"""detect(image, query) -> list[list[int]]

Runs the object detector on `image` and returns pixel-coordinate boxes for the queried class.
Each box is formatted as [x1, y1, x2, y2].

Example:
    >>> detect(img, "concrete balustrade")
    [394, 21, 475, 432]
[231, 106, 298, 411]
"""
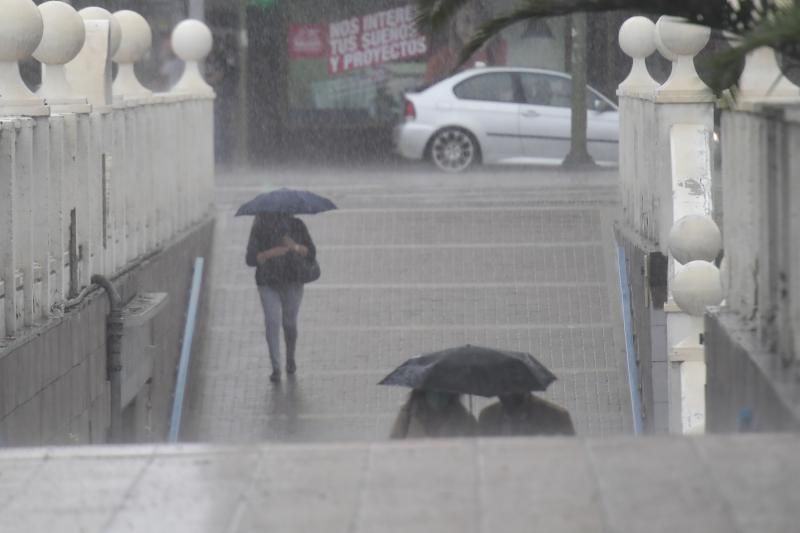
[616, 14, 717, 434]
[617, 8, 800, 433]
[0, 8, 215, 341]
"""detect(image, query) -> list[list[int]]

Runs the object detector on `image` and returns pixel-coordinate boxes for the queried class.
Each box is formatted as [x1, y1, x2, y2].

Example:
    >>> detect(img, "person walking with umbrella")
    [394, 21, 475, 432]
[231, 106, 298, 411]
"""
[239, 189, 336, 383]
[389, 389, 477, 439]
[477, 392, 575, 437]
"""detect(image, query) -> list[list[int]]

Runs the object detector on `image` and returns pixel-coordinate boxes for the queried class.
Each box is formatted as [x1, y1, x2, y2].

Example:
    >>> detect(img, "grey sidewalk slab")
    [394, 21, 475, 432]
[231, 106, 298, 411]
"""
[183, 167, 632, 442]
[1, 434, 798, 533]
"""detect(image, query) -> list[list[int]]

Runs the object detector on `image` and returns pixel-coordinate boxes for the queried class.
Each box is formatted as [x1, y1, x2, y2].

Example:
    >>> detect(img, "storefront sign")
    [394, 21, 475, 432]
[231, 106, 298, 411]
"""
[327, 4, 428, 74]
[288, 24, 328, 58]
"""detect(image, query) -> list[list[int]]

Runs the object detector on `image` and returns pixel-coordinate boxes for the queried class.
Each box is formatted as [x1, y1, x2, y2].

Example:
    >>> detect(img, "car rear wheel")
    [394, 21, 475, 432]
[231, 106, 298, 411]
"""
[429, 128, 479, 173]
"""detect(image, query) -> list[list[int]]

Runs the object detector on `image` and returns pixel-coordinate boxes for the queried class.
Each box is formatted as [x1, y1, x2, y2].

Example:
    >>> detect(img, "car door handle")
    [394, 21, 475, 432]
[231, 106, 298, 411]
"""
[521, 109, 539, 117]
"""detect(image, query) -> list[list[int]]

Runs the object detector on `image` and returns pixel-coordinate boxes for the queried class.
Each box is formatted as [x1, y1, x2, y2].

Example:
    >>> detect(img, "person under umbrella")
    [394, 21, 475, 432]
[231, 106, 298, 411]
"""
[380, 344, 572, 437]
[389, 389, 477, 439]
[239, 189, 336, 383]
[478, 392, 575, 437]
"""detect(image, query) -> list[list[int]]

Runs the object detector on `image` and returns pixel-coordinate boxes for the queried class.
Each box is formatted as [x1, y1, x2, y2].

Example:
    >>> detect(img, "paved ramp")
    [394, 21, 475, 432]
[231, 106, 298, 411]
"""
[183, 167, 632, 442]
[2, 435, 799, 532]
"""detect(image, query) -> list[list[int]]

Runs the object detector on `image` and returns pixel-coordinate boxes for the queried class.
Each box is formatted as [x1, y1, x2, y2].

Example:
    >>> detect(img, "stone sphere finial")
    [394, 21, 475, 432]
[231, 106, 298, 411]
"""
[668, 214, 722, 265]
[619, 16, 657, 59]
[654, 16, 713, 100]
[172, 20, 213, 62]
[0, 0, 44, 62]
[112, 10, 152, 64]
[672, 260, 723, 316]
[34, 2, 86, 65]
[111, 9, 152, 100]
[170, 19, 215, 96]
[617, 16, 658, 96]
[33, 1, 91, 113]
[0, 0, 49, 116]
[79, 7, 123, 57]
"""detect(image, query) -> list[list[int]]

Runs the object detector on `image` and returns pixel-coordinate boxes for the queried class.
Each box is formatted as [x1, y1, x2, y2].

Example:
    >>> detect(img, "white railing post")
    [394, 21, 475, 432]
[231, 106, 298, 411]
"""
[62, 114, 78, 298]
[16, 120, 35, 328]
[48, 116, 65, 309]
[1, 121, 19, 338]
[32, 117, 51, 320]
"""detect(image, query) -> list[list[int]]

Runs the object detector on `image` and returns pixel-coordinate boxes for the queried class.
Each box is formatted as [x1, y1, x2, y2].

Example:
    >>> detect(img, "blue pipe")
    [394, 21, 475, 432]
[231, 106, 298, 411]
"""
[616, 245, 643, 435]
[168, 257, 205, 443]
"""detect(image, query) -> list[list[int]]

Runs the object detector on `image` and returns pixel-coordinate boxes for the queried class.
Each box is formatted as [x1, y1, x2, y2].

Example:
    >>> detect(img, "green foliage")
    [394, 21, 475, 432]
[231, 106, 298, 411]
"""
[416, 0, 800, 89]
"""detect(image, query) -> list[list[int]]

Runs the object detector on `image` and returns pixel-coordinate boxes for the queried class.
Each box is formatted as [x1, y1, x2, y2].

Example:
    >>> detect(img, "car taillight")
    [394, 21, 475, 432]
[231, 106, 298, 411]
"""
[404, 98, 416, 121]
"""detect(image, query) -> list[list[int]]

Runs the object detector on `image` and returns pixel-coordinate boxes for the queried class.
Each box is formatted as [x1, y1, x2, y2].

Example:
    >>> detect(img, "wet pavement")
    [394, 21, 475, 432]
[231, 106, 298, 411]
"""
[183, 165, 632, 442]
[3, 434, 800, 533]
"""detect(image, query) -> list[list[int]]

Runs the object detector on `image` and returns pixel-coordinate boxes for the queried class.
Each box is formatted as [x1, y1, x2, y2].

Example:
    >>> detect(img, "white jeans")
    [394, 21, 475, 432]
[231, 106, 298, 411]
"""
[257, 283, 304, 372]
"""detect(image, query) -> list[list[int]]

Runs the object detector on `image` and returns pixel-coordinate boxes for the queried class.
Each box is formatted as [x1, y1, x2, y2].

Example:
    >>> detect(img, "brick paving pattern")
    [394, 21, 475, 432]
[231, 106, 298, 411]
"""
[183, 166, 632, 442]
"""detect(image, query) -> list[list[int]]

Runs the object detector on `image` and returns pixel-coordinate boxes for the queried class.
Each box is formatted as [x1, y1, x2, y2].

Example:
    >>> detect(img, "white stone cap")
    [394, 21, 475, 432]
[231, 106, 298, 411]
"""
[170, 19, 215, 97]
[734, 45, 800, 108]
[654, 16, 714, 103]
[0, 0, 49, 117]
[617, 16, 659, 98]
[34, 1, 91, 114]
[79, 6, 122, 57]
[112, 10, 153, 101]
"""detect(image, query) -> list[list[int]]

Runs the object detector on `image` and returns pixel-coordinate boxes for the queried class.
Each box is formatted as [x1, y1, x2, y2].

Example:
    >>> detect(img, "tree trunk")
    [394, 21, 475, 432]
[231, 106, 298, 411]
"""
[562, 12, 596, 169]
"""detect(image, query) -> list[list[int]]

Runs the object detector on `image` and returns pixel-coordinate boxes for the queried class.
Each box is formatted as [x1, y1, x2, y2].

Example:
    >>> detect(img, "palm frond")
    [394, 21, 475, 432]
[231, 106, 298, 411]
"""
[415, 0, 471, 32]
[703, 5, 800, 97]
[417, 0, 786, 72]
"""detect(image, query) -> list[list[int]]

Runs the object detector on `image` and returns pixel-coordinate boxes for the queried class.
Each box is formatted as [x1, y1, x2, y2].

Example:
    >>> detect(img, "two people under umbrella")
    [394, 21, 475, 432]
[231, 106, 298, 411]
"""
[389, 391, 575, 439]
[383, 344, 575, 439]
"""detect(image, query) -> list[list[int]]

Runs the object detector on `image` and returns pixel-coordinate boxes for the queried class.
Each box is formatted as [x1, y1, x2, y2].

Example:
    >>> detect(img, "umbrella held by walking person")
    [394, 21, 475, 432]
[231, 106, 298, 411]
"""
[238, 188, 337, 383]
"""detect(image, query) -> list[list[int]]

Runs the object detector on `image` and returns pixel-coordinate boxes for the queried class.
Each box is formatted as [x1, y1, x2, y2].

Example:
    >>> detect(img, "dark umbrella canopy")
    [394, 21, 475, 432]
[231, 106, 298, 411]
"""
[378, 344, 557, 397]
[235, 188, 337, 216]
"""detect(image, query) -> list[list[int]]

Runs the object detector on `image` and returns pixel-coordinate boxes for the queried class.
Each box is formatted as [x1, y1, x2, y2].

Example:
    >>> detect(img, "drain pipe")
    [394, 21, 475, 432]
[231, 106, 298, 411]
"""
[91, 274, 123, 443]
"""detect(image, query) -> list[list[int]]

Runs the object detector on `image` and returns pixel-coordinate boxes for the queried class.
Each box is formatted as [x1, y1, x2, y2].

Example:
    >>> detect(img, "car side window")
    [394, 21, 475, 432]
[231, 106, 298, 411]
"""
[520, 73, 614, 110]
[453, 73, 516, 103]
[520, 74, 571, 107]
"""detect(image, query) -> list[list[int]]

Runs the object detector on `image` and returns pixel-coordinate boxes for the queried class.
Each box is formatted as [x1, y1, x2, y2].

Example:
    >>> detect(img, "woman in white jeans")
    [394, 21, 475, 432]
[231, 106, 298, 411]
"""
[246, 213, 317, 383]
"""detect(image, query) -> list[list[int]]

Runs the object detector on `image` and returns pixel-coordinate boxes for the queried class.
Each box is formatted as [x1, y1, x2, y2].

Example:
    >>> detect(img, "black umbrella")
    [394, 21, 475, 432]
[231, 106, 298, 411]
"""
[378, 344, 557, 397]
[235, 188, 337, 216]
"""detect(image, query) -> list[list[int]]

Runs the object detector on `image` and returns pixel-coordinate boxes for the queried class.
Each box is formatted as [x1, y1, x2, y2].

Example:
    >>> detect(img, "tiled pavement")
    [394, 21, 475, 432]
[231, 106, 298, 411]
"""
[2, 434, 800, 533]
[182, 166, 632, 442]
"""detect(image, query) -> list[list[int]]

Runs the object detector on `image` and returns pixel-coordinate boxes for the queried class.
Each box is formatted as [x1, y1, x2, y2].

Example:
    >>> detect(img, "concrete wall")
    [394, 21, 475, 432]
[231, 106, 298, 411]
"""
[705, 106, 800, 431]
[0, 218, 214, 446]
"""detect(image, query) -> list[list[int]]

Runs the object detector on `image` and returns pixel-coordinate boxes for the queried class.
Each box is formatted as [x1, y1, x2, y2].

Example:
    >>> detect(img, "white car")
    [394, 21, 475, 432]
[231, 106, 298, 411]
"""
[393, 67, 619, 172]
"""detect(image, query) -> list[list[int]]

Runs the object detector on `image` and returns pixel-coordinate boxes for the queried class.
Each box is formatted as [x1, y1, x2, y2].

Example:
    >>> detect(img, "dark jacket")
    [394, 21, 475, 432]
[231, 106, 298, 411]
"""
[246, 215, 316, 286]
[478, 394, 575, 437]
